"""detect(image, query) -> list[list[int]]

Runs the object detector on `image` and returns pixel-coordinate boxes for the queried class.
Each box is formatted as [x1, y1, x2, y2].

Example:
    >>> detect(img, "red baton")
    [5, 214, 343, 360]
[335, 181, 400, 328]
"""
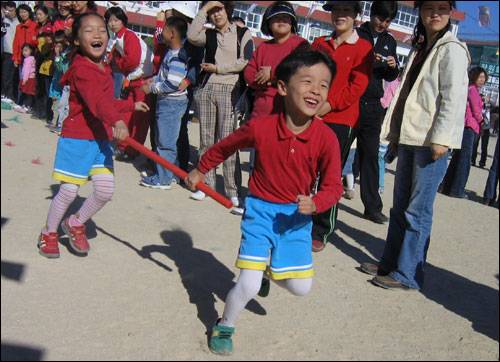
[124, 137, 233, 209]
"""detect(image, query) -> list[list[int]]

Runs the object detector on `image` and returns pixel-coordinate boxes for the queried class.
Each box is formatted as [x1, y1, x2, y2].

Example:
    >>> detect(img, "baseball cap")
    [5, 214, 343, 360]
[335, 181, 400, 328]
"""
[322, 1, 362, 14]
[265, 2, 296, 21]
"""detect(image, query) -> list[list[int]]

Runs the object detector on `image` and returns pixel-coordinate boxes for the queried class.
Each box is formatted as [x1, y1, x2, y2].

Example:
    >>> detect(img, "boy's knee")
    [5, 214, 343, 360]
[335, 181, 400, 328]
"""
[287, 279, 312, 296]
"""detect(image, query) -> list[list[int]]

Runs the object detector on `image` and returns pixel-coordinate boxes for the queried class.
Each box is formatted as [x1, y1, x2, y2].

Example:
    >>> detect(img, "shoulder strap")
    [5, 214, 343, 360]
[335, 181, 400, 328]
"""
[236, 26, 249, 57]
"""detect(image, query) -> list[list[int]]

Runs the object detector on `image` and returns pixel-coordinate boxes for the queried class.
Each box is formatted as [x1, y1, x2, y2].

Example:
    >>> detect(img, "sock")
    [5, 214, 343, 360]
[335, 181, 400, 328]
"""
[75, 173, 114, 224]
[345, 174, 354, 191]
[219, 269, 264, 327]
[44, 182, 79, 234]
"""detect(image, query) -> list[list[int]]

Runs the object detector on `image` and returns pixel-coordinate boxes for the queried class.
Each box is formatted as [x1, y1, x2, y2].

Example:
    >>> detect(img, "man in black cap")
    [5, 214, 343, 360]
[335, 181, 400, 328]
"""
[355, 1, 399, 224]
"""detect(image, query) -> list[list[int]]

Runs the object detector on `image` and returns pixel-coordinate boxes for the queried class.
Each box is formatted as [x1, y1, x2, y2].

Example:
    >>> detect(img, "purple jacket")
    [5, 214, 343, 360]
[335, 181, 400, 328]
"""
[465, 84, 483, 134]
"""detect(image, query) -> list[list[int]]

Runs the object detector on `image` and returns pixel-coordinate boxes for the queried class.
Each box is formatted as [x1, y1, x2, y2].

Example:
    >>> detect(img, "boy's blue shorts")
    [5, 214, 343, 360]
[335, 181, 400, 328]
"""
[236, 196, 314, 280]
[52, 137, 114, 185]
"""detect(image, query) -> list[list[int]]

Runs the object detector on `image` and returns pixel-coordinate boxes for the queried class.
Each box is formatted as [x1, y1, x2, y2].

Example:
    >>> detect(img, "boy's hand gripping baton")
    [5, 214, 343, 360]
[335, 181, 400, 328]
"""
[124, 137, 233, 209]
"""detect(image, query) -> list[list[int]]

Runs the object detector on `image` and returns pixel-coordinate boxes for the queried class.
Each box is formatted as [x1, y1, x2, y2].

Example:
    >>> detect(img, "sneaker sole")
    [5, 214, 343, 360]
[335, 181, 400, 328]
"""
[209, 347, 232, 356]
[38, 235, 60, 259]
[190, 195, 211, 201]
[140, 181, 171, 190]
[61, 220, 90, 254]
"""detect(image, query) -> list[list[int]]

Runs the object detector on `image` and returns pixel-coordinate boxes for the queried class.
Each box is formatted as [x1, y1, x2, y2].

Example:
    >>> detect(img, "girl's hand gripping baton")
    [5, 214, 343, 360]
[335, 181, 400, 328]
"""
[124, 137, 233, 209]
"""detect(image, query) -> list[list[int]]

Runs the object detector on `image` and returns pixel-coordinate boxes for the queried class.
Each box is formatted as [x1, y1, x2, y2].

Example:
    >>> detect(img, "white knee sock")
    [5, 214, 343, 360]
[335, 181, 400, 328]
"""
[345, 174, 354, 191]
[271, 277, 312, 296]
[219, 269, 263, 327]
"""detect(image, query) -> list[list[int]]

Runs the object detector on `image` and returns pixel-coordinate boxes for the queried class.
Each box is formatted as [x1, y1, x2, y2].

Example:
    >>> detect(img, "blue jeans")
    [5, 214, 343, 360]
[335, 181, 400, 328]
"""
[112, 72, 124, 99]
[378, 143, 388, 190]
[379, 145, 449, 289]
[483, 136, 499, 201]
[441, 127, 478, 197]
[155, 96, 189, 184]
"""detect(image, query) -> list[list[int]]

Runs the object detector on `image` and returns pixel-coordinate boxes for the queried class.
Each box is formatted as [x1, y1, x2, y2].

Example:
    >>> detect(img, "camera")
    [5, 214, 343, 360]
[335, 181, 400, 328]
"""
[384, 147, 397, 164]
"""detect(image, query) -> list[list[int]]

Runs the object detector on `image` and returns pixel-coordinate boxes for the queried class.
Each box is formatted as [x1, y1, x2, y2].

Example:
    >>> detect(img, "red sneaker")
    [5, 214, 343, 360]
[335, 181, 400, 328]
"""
[61, 216, 90, 254]
[312, 240, 325, 252]
[38, 231, 60, 258]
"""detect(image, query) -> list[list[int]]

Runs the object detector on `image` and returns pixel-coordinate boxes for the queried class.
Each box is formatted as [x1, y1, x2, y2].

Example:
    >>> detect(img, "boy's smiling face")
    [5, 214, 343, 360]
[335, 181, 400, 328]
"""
[278, 63, 331, 121]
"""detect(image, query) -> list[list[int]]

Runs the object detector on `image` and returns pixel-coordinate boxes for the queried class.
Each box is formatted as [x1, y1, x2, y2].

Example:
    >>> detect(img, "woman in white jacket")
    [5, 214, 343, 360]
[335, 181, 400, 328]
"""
[360, 1, 470, 290]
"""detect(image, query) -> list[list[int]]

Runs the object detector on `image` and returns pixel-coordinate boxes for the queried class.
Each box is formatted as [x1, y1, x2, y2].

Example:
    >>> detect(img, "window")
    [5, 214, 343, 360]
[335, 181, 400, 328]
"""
[392, 3, 419, 30]
[307, 21, 333, 43]
[233, 2, 265, 31]
[128, 24, 156, 44]
[362, 1, 372, 18]
[297, 17, 307, 38]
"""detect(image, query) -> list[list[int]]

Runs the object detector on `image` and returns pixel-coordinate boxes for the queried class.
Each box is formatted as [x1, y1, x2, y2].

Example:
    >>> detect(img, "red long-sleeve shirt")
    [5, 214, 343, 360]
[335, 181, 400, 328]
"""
[244, 35, 309, 119]
[312, 31, 374, 127]
[12, 19, 38, 64]
[198, 113, 343, 213]
[59, 54, 135, 140]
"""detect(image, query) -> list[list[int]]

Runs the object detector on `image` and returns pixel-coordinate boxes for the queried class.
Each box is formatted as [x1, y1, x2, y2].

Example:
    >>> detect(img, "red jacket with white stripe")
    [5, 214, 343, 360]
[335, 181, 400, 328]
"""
[109, 27, 154, 81]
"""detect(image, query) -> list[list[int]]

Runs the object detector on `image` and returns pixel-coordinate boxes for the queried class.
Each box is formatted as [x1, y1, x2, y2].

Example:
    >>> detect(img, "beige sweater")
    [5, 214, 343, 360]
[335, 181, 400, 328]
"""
[381, 31, 470, 149]
[187, 9, 254, 86]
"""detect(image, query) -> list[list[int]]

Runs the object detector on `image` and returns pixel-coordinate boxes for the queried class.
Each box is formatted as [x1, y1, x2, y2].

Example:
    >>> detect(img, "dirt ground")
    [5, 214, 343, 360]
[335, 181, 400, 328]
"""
[1, 107, 498, 361]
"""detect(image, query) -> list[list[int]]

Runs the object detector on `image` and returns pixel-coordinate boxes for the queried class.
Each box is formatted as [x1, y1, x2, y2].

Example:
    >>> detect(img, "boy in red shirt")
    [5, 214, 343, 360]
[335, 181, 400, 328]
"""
[186, 50, 343, 355]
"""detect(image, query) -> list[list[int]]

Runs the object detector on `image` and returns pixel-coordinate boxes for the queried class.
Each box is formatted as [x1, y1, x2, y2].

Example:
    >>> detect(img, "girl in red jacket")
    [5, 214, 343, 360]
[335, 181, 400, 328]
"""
[105, 6, 154, 161]
[37, 13, 149, 259]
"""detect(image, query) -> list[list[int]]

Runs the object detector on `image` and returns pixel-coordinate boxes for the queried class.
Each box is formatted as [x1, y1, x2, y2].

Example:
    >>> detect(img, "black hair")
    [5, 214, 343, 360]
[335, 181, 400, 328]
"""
[469, 66, 489, 85]
[71, 12, 108, 61]
[370, 1, 398, 20]
[165, 16, 188, 40]
[54, 29, 66, 39]
[2, 2, 16, 9]
[104, 6, 128, 27]
[276, 50, 337, 85]
[201, 1, 235, 20]
[16, 4, 34, 22]
[53, 1, 75, 19]
[412, 1, 456, 50]
[76, 1, 97, 12]
[261, 1, 298, 36]
[34, 5, 53, 25]
[21, 42, 35, 56]
[172, 9, 194, 24]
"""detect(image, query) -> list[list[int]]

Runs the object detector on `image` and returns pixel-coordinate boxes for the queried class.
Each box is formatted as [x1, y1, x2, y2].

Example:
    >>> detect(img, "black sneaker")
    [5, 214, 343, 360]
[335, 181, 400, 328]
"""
[363, 212, 389, 224]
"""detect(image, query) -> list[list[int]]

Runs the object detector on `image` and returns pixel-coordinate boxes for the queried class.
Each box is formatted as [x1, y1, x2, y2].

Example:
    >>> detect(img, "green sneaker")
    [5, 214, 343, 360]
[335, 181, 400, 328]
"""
[209, 320, 235, 356]
[258, 277, 270, 297]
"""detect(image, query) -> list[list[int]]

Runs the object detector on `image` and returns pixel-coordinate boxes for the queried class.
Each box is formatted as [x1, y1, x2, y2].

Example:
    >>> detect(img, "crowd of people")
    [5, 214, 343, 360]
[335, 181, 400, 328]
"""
[1, 0, 499, 356]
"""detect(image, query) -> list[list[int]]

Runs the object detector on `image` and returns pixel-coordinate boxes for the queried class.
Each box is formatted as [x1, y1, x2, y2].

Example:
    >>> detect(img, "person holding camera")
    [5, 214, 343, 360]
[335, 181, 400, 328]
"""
[355, 1, 399, 224]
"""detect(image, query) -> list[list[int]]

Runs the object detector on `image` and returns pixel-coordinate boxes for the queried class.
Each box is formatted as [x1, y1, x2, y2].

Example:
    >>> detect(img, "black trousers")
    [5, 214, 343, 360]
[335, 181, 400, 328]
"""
[312, 123, 357, 244]
[472, 129, 490, 167]
[1, 52, 18, 101]
[357, 102, 385, 215]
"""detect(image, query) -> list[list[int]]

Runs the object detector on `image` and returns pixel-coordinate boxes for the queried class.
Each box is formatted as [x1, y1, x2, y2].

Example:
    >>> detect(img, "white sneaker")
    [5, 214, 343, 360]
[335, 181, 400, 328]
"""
[190, 190, 211, 201]
[13, 104, 23, 111]
[2, 97, 15, 105]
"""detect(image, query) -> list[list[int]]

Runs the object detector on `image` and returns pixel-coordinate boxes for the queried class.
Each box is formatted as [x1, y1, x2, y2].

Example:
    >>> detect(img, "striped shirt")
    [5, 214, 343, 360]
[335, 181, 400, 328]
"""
[150, 47, 188, 98]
